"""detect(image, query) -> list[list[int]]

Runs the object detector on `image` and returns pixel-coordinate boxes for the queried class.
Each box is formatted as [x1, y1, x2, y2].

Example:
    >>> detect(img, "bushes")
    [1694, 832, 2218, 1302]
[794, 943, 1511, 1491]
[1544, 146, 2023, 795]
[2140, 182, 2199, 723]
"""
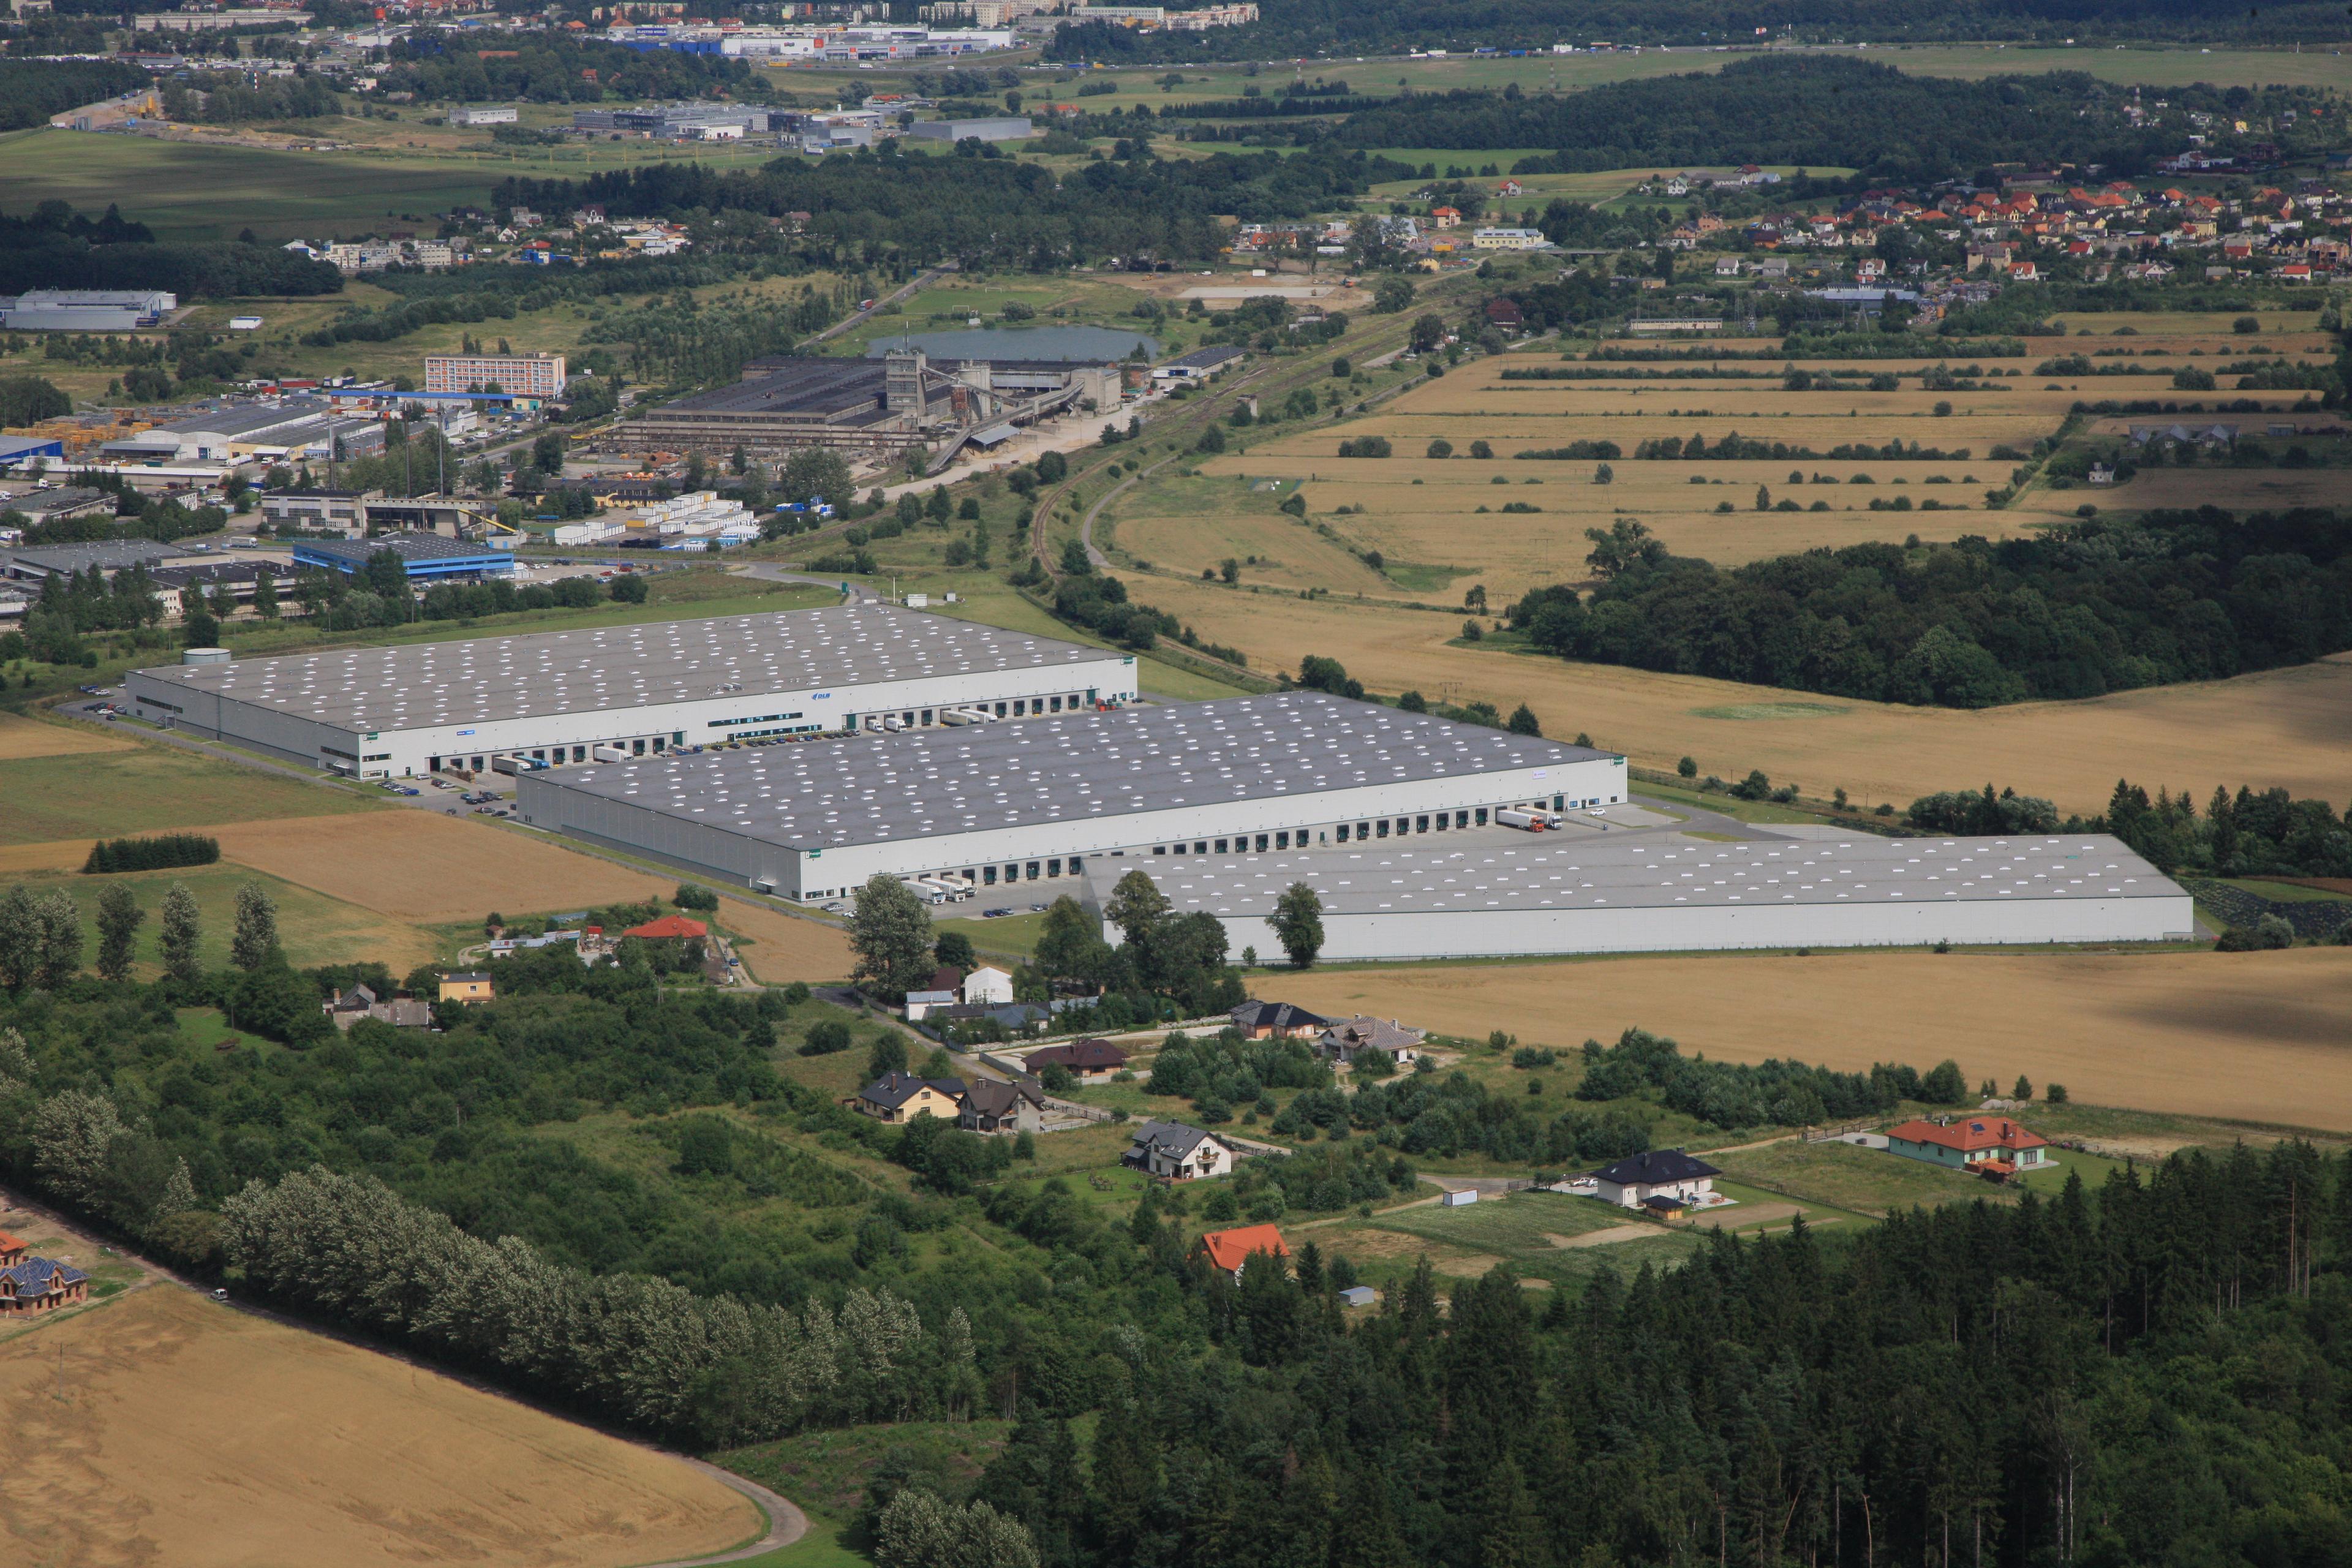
[1335, 436, 1392, 458]
[82, 834, 220, 875]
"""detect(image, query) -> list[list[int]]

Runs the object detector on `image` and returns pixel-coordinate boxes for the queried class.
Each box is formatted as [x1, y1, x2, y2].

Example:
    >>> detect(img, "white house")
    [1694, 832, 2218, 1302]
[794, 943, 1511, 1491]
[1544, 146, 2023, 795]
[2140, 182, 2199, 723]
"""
[1126, 1120, 1235, 1180]
[962, 966, 1014, 1006]
[1590, 1149, 1720, 1212]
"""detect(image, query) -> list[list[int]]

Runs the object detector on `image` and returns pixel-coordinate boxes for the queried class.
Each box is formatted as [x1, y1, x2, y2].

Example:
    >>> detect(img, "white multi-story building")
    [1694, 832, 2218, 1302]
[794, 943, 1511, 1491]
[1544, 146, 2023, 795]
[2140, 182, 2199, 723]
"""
[515, 693, 1627, 902]
[125, 603, 1139, 781]
[1471, 227, 1553, 251]
[423, 353, 567, 398]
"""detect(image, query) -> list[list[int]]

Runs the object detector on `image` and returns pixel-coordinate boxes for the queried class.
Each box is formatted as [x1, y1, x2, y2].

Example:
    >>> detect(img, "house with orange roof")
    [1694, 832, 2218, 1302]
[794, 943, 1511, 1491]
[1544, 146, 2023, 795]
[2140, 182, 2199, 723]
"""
[1885, 1115, 2052, 1180]
[1430, 205, 1461, 229]
[0, 1231, 24, 1268]
[1196, 1223, 1289, 1279]
[623, 914, 709, 940]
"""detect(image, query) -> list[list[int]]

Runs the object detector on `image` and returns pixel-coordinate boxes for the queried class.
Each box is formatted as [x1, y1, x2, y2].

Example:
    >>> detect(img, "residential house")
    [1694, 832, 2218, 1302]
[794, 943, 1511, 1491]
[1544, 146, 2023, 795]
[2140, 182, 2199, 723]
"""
[853, 1071, 968, 1124]
[323, 984, 431, 1030]
[1126, 1120, 1235, 1180]
[1229, 1000, 1328, 1040]
[1590, 1149, 1720, 1212]
[437, 971, 494, 1004]
[963, 966, 1014, 1006]
[1483, 297, 1525, 331]
[0, 1254, 88, 1314]
[623, 914, 708, 941]
[1022, 1038, 1130, 1082]
[1494, 179, 1523, 197]
[1885, 1115, 2052, 1178]
[1316, 1016, 1425, 1069]
[960, 1076, 1044, 1135]
[1429, 205, 1461, 229]
[1196, 1223, 1289, 1280]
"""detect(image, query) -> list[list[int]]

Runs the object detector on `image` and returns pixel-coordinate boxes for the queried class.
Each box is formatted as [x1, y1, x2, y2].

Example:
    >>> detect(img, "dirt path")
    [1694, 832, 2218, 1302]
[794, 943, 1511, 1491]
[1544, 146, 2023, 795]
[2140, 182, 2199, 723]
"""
[1545, 1224, 1658, 1250]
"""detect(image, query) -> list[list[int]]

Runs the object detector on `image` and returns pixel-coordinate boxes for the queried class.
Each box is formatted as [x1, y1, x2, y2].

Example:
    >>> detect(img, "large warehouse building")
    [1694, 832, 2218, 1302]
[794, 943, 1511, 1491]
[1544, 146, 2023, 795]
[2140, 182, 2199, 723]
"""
[1093, 833, 2194, 959]
[125, 603, 1138, 780]
[514, 694, 1629, 902]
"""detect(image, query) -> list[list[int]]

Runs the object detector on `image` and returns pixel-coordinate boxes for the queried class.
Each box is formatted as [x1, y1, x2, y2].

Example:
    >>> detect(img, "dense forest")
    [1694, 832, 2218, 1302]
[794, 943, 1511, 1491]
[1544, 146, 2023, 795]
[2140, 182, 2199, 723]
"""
[0, 58, 146, 132]
[1334, 58, 2182, 181]
[1506, 508, 2352, 707]
[491, 142, 1413, 268]
[0, 202, 341, 298]
[372, 31, 763, 105]
[1050, 0, 2352, 59]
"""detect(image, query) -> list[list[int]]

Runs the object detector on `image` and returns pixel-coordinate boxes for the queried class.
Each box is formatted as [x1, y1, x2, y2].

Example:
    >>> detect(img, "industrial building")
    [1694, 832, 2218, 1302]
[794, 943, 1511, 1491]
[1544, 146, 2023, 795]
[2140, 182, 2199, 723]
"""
[6, 538, 186, 582]
[1090, 834, 2194, 960]
[904, 116, 1035, 143]
[125, 602, 1139, 780]
[607, 349, 1120, 458]
[289, 533, 513, 582]
[98, 398, 383, 466]
[514, 693, 1626, 902]
[0, 290, 176, 331]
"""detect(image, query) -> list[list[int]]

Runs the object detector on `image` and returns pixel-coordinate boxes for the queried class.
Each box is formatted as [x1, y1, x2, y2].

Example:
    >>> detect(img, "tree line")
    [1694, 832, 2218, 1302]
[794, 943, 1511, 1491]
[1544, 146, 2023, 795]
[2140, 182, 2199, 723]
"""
[82, 834, 219, 875]
[1507, 507, 2352, 708]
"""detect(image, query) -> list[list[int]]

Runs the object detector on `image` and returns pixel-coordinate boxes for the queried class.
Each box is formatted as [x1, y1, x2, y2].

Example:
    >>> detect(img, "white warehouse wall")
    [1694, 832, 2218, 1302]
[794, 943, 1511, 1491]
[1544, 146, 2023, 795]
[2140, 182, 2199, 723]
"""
[128, 655, 1138, 779]
[518, 754, 1629, 899]
[1195, 892, 2196, 962]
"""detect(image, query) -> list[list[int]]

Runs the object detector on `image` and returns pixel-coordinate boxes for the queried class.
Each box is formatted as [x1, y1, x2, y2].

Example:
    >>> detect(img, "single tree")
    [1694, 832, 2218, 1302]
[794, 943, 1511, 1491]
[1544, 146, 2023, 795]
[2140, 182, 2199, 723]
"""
[0, 885, 37, 992]
[1507, 703, 1542, 736]
[934, 928, 977, 972]
[230, 881, 279, 971]
[159, 881, 202, 985]
[32, 889, 81, 989]
[850, 874, 934, 1000]
[96, 883, 145, 982]
[2013, 1074, 2034, 1102]
[1271, 881, 1325, 968]
[1104, 869, 1170, 947]
[867, 1032, 911, 1080]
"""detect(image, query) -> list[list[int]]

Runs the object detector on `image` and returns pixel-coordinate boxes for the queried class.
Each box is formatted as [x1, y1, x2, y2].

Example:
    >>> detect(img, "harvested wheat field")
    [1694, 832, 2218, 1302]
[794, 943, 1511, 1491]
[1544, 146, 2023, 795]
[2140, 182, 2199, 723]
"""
[1276, 946, 2352, 1131]
[0, 712, 135, 760]
[2012, 466, 2352, 524]
[0, 1286, 758, 1568]
[207, 812, 858, 979]
[1124, 573, 2352, 815]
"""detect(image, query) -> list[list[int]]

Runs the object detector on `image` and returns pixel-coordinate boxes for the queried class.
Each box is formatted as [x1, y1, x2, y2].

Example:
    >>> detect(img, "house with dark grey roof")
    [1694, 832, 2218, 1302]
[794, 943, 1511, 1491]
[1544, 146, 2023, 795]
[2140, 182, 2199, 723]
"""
[960, 1076, 1043, 1136]
[0, 1254, 89, 1314]
[852, 1070, 967, 1124]
[1316, 1016, 1425, 1068]
[1230, 1000, 1328, 1040]
[1126, 1119, 1235, 1180]
[1589, 1149, 1721, 1212]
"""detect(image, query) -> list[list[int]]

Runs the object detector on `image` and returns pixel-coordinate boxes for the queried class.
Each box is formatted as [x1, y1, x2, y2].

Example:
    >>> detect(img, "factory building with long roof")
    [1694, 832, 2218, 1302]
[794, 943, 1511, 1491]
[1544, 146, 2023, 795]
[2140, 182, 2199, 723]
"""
[514, 693, 1629, 902]
[123, 602, 1138, 779]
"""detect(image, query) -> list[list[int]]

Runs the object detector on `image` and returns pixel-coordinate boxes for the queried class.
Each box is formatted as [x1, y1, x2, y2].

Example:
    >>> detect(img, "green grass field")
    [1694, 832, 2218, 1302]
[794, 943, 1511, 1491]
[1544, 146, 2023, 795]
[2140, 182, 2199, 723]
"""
[0, 747, 376, 845]
[0, 865, 434, 976]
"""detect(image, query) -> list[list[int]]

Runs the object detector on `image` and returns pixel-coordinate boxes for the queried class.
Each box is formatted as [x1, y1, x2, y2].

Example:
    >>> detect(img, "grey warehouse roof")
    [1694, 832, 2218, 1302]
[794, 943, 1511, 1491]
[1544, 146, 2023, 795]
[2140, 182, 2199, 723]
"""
[9, 538, 180, 575]
[534, 693, 1610, 851]
[1120, 834, 2181, 916]
[130, 601, 1122, 733]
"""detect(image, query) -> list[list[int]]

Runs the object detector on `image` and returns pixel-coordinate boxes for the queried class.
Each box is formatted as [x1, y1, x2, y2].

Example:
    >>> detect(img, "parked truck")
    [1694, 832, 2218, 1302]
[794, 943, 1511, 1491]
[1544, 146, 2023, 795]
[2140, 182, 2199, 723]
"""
[491, 755, 546, 777]
[1496, 808, 1545, 832]
[592, 744, 628, 763]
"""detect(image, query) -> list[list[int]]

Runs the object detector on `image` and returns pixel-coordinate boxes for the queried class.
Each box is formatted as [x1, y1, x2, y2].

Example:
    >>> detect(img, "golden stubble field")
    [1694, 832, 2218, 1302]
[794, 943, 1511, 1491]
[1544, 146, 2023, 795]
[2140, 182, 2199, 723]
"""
[1123, 572, 2352, 815]
[203, 812, 857, 981]
[1276, 946, 2352, 1132]
[0, 713, 136, 761]
[0, 1287, 758, 1568]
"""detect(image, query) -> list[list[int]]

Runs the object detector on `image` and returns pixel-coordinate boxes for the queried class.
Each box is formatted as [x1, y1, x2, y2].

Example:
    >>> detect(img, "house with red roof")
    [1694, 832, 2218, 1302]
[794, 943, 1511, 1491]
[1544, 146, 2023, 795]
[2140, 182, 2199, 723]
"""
[624, 914, 708, 940]
[1196, 1223, 1289, 1279]
[1430, 206, 1461, 229]
[1885, 1116, 2051, 1180]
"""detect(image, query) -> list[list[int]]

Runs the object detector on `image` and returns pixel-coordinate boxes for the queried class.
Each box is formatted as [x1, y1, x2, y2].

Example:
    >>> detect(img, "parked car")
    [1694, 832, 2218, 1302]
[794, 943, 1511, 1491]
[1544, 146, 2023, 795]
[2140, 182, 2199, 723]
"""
[982, 907, 1012, 918]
